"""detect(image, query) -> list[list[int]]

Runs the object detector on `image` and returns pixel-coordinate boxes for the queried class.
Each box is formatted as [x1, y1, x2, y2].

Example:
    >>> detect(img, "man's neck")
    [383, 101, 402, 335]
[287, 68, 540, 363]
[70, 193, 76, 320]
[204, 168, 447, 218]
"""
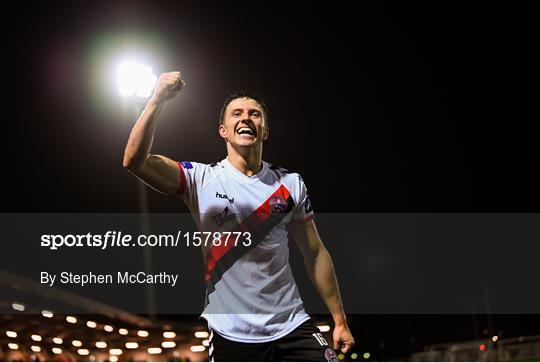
[226, 144, 263, 176]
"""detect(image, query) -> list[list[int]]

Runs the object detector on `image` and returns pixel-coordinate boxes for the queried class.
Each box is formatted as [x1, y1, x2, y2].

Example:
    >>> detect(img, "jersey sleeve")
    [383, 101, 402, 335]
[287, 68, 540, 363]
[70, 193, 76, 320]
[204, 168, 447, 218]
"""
[292, 174, 315, 224]
[175, 161, 209, 209]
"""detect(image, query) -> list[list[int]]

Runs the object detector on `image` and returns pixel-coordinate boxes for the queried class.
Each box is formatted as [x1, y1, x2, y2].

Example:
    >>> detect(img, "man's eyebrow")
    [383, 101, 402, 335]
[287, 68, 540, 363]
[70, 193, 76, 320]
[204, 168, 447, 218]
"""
[231, 108, 262, 113]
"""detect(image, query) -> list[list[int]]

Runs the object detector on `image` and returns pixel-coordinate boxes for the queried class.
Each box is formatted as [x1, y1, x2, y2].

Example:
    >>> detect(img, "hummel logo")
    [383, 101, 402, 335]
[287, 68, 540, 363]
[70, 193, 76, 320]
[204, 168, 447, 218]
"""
[216, 192, 234, 204]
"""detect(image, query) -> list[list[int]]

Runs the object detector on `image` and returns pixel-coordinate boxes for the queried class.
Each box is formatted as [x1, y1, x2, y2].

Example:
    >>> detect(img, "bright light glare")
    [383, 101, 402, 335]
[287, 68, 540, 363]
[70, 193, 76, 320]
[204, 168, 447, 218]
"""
[117, 62, 157, 98]
[52, 347, 62, 354]
[162, 341, 176, 348]
[194, 331, 209, 338]
[363, 352, 371, 359]
[12, 303, 25, 311]
[148, 347, 162, 354]
[109, 349, 123, 356]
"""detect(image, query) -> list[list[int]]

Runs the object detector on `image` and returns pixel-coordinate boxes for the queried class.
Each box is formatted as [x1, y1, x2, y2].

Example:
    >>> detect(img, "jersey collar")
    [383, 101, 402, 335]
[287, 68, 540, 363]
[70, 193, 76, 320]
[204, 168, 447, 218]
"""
[221, 157, 268, 183]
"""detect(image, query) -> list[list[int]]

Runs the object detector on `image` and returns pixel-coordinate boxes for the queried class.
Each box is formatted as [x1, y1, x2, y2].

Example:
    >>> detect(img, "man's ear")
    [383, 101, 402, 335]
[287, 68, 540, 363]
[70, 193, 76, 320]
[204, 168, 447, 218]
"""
[263, 127, 270, 141]
[219, 124, 228, 140]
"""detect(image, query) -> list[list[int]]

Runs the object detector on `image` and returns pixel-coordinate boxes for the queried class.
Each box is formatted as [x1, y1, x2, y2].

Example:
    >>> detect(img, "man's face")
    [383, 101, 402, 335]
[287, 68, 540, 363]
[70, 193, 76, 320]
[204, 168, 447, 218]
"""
[219, 97, 269, 147]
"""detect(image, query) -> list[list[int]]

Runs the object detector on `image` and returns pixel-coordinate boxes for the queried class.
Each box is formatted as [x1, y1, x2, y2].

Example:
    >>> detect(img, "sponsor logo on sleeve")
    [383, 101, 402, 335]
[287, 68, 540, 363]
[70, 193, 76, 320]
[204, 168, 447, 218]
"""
[180, 161, 193, 169]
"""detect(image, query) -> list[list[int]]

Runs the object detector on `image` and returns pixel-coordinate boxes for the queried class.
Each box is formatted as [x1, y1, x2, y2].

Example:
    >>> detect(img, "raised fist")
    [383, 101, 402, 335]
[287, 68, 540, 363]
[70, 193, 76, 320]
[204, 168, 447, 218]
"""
[150, 71, 185, 104]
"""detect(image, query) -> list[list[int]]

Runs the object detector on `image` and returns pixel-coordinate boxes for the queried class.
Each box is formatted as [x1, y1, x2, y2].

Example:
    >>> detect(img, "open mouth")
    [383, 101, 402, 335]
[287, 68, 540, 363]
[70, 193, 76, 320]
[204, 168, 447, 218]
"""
[236, 126, 257, 137]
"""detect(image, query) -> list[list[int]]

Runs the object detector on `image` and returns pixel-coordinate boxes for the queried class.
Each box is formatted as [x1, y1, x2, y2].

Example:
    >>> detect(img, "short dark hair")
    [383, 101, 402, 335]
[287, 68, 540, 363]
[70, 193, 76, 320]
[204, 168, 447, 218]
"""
[219, 92, 269, 127]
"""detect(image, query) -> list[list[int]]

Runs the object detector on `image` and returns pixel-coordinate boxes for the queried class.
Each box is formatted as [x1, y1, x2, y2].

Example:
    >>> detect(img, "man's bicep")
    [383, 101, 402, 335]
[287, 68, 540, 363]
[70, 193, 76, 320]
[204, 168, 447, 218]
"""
[129, 154, 181, 196]
[290, 219, 324, 260]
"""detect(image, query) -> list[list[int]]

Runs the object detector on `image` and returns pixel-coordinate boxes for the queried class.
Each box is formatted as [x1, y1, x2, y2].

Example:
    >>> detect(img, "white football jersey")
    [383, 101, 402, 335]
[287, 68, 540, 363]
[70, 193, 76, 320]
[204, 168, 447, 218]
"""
[177, 157, 315, 342]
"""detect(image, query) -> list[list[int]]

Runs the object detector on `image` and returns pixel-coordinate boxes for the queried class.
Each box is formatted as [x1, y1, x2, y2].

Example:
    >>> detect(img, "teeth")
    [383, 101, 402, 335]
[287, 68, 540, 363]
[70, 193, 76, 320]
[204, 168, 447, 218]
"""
[238, 127, 254, 135]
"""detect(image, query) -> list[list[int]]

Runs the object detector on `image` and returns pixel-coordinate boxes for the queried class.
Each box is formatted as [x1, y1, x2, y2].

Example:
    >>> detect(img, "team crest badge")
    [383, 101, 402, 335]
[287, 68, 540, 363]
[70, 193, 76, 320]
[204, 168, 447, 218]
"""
[269, 195, 289, 213]
[323, 348, 338, 362]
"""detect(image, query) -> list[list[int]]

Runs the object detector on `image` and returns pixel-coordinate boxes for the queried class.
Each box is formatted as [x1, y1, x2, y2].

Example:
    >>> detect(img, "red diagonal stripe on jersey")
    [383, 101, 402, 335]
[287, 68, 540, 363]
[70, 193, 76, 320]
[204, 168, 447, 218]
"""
[204, 184, 292, 282]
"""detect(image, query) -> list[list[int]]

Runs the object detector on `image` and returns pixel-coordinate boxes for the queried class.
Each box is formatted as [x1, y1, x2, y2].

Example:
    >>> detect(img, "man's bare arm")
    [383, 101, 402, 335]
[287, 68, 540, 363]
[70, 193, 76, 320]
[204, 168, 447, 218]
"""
[122, 71, 185, 196]
[290, 220, 355, 353]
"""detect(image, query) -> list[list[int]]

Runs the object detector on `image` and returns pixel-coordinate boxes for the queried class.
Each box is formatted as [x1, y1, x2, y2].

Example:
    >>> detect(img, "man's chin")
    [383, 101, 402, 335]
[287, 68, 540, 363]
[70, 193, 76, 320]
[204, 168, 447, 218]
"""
[234, 137, 257, 146]
[237, 142, 255, 148]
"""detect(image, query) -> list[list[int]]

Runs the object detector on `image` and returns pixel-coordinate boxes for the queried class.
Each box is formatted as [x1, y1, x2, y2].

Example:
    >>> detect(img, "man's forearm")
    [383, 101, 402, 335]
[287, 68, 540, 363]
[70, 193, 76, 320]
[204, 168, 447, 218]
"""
[122, 99, 163, 170]
[305, 247, 348, 326]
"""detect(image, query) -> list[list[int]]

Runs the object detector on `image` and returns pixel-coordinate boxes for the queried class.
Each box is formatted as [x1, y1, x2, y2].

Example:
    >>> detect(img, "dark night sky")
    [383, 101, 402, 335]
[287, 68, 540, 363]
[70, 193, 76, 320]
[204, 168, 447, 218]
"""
[3, 1, 540, 360]
[5, 1, 539, 213]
